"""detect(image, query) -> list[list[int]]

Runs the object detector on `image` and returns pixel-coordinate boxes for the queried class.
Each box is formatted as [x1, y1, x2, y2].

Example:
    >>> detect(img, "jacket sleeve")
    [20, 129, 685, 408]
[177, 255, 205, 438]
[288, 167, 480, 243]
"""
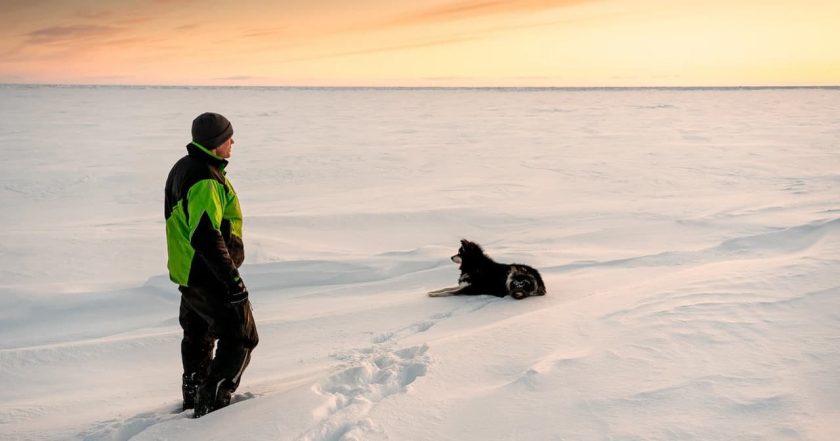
[186, 179, 241, 290]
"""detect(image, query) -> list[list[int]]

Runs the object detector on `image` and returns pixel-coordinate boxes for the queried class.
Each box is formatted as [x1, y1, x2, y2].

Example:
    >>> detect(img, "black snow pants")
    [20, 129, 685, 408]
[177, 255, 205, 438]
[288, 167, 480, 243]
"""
[179, 285, 259, 397]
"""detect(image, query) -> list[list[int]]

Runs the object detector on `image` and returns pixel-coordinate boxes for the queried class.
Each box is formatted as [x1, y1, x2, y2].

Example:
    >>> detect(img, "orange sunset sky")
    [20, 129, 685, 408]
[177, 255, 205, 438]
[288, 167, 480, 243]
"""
[1, 0, 839, 87]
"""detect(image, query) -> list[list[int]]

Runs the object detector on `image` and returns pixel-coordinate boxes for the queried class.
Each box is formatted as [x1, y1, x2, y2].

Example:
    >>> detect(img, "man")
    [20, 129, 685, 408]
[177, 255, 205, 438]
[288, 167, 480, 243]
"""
[164, 112, 259, 418]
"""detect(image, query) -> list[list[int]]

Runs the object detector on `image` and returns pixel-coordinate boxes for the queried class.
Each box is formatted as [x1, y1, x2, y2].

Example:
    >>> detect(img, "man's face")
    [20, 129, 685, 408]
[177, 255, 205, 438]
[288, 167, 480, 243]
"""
[214, 137, 234, 158]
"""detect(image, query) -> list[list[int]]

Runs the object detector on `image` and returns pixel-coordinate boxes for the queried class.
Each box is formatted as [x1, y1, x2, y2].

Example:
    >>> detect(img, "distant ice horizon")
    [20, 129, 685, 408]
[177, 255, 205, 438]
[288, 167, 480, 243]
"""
[2, 82, 839, 91]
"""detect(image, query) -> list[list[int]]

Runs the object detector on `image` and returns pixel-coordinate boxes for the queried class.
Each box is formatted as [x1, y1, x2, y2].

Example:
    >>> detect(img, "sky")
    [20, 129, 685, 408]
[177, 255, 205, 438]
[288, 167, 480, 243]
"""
[1, 0, 839, 87]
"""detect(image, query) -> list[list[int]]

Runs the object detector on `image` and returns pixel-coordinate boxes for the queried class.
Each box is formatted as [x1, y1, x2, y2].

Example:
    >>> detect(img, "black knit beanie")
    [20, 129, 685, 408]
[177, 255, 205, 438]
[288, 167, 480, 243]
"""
[191, 112, 233, 149]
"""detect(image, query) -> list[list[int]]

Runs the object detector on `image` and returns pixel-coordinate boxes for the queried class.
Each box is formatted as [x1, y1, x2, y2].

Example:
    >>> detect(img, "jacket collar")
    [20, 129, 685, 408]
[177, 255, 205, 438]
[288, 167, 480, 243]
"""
[186, 141, 229, 171]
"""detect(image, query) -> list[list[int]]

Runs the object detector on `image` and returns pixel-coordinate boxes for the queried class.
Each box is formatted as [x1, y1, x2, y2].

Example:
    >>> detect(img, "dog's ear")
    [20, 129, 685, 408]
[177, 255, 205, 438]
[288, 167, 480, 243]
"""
[460, 239, 470, 246]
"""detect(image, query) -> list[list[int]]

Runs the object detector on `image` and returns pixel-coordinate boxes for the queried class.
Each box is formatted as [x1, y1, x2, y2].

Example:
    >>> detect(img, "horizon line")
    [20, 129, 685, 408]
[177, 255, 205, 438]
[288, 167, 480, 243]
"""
[1, 82, 839, 91]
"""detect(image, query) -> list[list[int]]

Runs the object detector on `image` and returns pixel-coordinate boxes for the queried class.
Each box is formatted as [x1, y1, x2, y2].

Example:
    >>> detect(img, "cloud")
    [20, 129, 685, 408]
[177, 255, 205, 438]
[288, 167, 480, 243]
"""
[84, 74, 130, 81]
[148, 0, 199, 3]
[216, 76, 261, 81]
[422, 76, 478, 81]
[242, 27, 290, 39]
[238, 0, 599, 44]
[268, 5, 620, 66]
[174, 23, 200, 32]
[23, 24, 122, 45]
[75, 9, 114, 20]
[381, 0, 596, 28]
[274, 34, 484, 65]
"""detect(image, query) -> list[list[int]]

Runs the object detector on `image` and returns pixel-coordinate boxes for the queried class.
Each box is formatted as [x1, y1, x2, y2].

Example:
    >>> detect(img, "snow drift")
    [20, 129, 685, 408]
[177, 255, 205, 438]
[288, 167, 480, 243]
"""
[1, 85, 838, 441]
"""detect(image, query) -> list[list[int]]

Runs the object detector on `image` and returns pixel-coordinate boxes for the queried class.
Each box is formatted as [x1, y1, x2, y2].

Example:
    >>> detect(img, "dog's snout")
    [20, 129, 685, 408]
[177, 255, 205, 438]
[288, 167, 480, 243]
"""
[509, 276, 535, 300]
[451, 254, 462, 264]
[510, 290, 528, 300]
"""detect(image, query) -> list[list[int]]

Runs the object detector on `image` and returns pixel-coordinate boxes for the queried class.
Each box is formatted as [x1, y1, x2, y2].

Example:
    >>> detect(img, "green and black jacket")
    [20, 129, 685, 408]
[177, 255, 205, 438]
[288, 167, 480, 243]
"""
[165, 142, 244, 290]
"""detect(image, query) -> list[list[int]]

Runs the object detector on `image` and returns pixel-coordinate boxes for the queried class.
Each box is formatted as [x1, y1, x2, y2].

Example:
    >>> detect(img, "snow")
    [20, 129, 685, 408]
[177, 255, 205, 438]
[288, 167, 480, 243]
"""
[1, 85, 839, 441]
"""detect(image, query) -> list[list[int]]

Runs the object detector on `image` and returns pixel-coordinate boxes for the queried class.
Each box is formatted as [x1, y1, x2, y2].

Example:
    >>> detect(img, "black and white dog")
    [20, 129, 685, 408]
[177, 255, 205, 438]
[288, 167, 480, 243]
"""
[428, 239, 546, 300]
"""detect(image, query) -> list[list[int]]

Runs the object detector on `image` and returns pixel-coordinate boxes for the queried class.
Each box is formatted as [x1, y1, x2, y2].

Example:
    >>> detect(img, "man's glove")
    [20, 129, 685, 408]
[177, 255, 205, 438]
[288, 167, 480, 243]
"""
[227, 276, 249, 304]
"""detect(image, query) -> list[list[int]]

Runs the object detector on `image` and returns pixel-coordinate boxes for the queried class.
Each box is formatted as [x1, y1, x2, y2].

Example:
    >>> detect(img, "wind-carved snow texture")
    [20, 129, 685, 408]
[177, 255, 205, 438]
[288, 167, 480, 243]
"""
[2, 86, 840, 441]
[78, 393, 257, 441]
[542, 218, 840, 274]
[78, 406, 186, 441]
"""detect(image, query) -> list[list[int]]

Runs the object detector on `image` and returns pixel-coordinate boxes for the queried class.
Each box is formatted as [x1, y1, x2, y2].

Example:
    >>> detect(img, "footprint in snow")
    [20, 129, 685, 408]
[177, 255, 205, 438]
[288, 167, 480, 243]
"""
[302, 345, 430, 441]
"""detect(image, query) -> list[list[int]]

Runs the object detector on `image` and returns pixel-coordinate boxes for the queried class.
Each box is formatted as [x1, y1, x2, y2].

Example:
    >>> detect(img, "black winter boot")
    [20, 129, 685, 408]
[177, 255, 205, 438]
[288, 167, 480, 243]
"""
[182, 372, 201, 411]
[193, 379, 233, 418]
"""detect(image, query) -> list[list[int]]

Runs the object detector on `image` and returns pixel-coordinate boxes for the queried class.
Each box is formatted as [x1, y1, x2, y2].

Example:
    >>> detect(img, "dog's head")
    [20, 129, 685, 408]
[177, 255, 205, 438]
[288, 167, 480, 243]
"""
[451, 239, 486, 268]
[507, 265, 545, 300]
